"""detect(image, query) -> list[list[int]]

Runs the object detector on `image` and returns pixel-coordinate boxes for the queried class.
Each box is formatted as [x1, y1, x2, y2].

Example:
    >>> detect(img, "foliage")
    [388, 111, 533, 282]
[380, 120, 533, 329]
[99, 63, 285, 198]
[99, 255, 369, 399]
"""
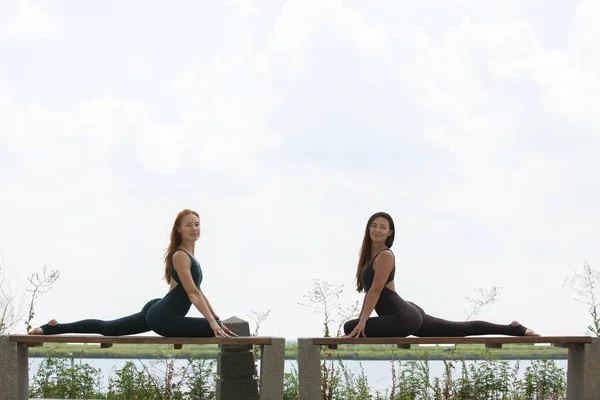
[564, 262, 600, 336]
[31, 356, 217, 400]
[0, 249, 60, 334]
[29, 357, 104, 399]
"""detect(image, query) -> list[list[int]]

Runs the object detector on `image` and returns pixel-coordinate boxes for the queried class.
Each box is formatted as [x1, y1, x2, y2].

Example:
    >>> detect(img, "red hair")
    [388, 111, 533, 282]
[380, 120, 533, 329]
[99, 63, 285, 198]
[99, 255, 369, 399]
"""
[163, 209, 200, 283]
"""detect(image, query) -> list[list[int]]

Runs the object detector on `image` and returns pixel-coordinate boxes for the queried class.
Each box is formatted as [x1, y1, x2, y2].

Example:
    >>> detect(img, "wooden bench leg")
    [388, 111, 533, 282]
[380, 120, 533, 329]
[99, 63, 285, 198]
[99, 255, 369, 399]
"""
[567, 337, 600, 400]
[0, 336, 29, 400]
[259, 337, 285, 400]
[298, 338, 321, 400]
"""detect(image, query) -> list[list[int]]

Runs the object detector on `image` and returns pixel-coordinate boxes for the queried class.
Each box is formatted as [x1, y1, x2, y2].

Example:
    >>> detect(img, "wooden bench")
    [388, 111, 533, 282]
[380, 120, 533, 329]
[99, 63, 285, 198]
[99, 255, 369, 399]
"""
[297, 336, 598, 400]
[2, 334, 285, 400]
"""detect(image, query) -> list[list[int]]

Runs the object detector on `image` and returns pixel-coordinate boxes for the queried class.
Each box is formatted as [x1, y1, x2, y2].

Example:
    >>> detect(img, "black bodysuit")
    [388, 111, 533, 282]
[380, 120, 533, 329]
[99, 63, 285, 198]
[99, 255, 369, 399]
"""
[343, 249, 529, 337]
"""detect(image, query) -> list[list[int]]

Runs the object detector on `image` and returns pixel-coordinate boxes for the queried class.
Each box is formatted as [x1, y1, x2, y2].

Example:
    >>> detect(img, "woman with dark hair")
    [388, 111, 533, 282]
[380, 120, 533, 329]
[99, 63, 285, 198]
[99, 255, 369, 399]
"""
[29, 209, 236, 338]
[342, 212, 539, 338]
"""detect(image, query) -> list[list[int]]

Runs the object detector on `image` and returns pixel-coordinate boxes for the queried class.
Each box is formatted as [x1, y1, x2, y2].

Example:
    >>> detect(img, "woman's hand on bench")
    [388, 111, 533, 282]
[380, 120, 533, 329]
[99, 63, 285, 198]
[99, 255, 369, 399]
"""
[342, 320, 367, 338]
[210, 321, 238, 338]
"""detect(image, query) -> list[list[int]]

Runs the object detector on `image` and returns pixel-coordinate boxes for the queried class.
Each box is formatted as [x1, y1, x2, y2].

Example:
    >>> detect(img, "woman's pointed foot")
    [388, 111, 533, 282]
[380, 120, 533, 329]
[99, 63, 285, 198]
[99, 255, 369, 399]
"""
[28, 319, 58, 335]
[510, 320, 540, 336]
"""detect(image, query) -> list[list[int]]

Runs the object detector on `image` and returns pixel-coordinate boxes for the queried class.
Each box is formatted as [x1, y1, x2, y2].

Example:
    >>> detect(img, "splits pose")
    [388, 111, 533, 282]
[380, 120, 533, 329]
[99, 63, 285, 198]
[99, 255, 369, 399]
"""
[343, 212, 539, 338]
[29, 209, 236, 338]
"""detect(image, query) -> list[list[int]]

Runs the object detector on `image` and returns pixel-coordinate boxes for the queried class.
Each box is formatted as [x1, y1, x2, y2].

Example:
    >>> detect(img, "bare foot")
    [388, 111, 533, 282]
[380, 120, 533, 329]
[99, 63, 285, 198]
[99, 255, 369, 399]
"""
[510, 320, 540, 336]
[28, 319, 58, 335]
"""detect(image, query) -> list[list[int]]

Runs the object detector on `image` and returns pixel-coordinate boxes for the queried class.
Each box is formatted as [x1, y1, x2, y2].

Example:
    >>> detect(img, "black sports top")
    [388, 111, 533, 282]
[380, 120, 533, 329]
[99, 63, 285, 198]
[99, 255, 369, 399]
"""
[360, 249, 395, 292]
[170, 248, 202, 288]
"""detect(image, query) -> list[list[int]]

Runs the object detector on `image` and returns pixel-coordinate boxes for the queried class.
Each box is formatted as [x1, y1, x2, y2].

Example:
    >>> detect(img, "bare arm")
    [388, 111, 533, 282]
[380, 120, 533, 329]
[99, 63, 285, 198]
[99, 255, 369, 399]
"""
[357, 295, 367, 319]
[357, 250, 394, 323]
[200, 290, 219, 320]
[172, 252, 218, 325]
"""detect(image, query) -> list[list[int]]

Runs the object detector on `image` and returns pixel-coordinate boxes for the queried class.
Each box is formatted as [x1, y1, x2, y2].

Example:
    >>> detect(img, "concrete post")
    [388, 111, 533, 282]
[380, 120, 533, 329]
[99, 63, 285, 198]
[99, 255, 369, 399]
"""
[566, 337, 600, 400]
[297, 338, 321, 400]
[0, 336, 29, 400]
[216, 317, 259, 400]
[258, 337, 285, 400]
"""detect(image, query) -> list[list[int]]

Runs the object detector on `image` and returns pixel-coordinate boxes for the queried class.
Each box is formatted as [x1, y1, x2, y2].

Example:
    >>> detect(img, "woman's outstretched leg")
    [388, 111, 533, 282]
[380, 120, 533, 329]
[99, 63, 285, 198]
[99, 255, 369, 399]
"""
[343, 312, 424, 338]
[413, 314, 539, 337]
[28, 299, 160, 336]
[148, 315, 216, 337]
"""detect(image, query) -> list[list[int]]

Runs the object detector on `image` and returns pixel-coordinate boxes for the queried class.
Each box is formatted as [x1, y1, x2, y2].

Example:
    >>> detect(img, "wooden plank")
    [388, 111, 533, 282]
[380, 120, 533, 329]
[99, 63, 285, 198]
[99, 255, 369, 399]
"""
[8, 335, 272, 346]
[485, 343, 503, 349]
[553, 343, 586, 349]
[312, 336, 592, 346]
[323, 343, 413, 349]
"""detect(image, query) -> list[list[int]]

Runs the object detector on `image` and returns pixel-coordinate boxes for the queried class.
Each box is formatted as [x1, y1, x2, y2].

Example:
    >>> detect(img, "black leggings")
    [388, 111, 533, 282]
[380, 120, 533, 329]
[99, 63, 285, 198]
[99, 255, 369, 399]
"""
[343, 292, 528, 337]
[145, 286, 215, 337]
[41, 299, 160, 336]
[41, 288, 218, 337]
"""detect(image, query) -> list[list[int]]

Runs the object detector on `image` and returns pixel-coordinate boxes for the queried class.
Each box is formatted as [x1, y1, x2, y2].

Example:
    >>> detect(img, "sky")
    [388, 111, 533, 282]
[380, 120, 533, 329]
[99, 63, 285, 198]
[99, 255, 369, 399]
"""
[1, 0, 599, 340]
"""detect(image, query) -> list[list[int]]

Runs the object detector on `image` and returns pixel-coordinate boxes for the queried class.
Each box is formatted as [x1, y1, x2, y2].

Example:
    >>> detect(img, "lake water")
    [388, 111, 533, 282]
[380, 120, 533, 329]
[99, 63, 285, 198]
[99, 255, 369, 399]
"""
[27, 356, 568, 396]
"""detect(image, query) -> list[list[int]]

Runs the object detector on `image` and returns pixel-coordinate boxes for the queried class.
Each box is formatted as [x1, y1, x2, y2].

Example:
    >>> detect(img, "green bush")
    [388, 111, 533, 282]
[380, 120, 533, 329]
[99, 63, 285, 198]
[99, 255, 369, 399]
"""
[30, 348, 567, 400]
[30, 356, 217, 400]
[29, 357, 103, 399]
[279, 348, 567, 400]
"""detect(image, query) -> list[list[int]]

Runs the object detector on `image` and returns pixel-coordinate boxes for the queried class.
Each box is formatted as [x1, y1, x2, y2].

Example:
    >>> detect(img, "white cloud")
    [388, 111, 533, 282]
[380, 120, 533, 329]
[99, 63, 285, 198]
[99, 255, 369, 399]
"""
[267, 0, 327, 69]
[394, 15, 596, 258]
[126, 58, 155, 79]
[1, 0, 599, 341]
[434, 16, 600, 130]
[4, 0, 58, 36]
[517, 51, 600, 127]
[576, 0, 600, 68]
[226, 0, 259, 15]
[267, 0, 389, 71]
[329, 4, 388, 55]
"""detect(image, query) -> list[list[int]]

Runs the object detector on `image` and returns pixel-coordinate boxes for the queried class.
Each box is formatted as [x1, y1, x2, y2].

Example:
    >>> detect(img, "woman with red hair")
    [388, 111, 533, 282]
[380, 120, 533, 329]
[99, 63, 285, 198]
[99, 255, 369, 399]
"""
[29, 209, 236, 338]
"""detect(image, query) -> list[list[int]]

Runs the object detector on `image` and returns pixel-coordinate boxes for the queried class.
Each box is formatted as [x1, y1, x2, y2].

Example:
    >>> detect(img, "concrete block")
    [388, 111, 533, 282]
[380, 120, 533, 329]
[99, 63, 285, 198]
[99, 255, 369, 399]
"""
[259, 337, 285, 400]
[219, 316, 253, 350]
[217, 351, 256, 378]
[217, 377, 259, 398]
[567, 337, 600, 400]
[221, 316, 251, 336]
[0, 336, 28, 400]
[0, 336, 18, 400]
[217, 380, 259, 399]
[216, 317, 259, 400]
[216, 378, 260, 400]
[298, 338, 321, 400]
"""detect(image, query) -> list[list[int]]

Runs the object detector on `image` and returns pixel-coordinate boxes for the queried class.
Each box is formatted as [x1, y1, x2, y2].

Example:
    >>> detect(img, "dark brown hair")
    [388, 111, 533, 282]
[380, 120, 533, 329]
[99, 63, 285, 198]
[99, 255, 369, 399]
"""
[355, 212, 395, 292]
[163, 209, 200, 283]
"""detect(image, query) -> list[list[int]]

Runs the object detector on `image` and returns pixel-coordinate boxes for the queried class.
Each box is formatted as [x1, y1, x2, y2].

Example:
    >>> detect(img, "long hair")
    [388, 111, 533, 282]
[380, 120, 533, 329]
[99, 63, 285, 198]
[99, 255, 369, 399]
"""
[355, 212, 395, 292]
[163, 209, 200, 284]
